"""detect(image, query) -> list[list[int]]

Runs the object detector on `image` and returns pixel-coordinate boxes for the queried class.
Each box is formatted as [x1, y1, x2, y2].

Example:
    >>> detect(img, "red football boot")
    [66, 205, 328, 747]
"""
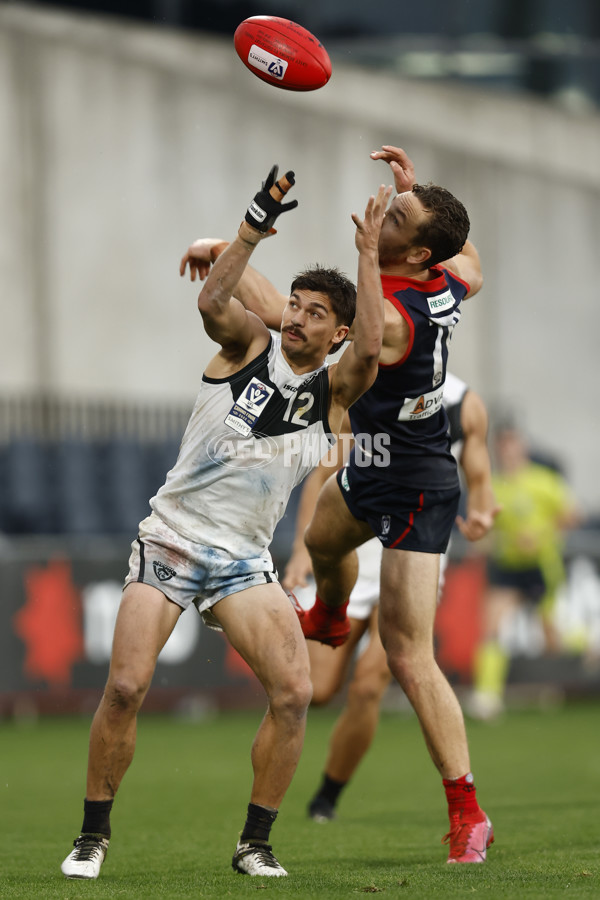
[296, 595, 351, 647]
[443, 811, 494, 863]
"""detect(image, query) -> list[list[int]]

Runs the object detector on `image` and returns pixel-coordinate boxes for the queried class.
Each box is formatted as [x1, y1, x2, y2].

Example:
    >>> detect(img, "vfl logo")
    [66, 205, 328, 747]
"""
[380, 515, 391, 536]
[244, 382, 270, 407]
[225, 377, 274, 436]
[153, 561, 177, 582]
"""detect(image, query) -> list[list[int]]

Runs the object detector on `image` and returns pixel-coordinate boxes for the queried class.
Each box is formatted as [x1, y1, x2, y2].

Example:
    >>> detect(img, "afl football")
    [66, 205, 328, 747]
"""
[234, 16, 332, 91]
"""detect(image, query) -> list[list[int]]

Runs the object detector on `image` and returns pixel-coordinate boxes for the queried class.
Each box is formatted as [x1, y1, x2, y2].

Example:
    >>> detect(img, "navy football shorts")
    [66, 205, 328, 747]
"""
[336, 463, 460, 554]
[486, 561, 546, 603]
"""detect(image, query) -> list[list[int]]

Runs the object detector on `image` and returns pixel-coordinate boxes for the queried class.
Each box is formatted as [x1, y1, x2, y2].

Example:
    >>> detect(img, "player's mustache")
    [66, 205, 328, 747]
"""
[283, 325, 306, 341]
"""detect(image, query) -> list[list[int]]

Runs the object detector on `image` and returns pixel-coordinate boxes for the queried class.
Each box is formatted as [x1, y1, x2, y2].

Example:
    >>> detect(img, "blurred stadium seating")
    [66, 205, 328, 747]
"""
[32, 0, 600, 110]
[0, 393, 189, 536]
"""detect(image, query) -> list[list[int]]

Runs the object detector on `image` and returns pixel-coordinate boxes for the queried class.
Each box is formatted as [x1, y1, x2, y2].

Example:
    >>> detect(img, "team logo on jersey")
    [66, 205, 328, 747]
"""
[153, 561, 177, 582]
[225, 377, 275, 437]
[380, 515, 391, 536]
[240, 379, 273, 410]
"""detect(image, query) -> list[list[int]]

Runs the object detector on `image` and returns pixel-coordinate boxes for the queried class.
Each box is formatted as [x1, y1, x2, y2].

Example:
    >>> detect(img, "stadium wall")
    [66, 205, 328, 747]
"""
[1, 4, 600, 510]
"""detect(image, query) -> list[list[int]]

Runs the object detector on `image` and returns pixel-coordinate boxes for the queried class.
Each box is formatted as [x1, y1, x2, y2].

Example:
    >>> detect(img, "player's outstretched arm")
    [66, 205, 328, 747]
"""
[196, 165, 297, 352]
[370, 145, 416, 193]
[455, 389, 501, 541]
[180, 238, 229, 283]
[329, 185, 391, 420]
[371, 145, 483, 299]
[180, 238, 289, 331]
[441, 240, 483, 299]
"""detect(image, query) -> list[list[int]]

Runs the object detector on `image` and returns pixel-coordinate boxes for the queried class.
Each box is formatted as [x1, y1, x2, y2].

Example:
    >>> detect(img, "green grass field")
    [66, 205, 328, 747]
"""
[2, 702, 599, 899]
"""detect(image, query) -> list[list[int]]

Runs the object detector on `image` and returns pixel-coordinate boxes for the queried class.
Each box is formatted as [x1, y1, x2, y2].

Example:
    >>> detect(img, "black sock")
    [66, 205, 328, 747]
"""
[240, 802, 278, 844]
[315, 773, 347, 807]
[81, 798, 113, 838]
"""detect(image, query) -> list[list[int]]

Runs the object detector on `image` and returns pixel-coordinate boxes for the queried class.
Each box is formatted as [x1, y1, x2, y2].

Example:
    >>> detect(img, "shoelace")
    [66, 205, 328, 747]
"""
[240, 843, 280, 869]
[442, 819, 474, 857]
[71, 836, 105, 861]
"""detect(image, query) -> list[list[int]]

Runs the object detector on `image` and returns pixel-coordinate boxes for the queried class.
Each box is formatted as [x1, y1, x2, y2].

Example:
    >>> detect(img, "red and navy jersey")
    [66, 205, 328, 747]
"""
[349, 265, 469, 490]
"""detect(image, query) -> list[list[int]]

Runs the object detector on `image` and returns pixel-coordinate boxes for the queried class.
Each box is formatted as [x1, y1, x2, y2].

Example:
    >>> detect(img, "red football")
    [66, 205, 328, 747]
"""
[234, 16, 332, 91]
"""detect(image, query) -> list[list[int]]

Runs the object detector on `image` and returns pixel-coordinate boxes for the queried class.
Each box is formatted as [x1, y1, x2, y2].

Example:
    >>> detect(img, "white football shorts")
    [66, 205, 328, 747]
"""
[124, 512, 277, 629]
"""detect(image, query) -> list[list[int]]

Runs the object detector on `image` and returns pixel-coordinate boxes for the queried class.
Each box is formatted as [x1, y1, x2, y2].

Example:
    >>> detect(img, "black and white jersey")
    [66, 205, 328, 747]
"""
[151, 335, 333, 558]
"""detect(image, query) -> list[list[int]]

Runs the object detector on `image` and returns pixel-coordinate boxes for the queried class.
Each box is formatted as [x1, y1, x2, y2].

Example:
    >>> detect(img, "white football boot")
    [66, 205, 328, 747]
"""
[61, 834, 109, 879]
[232, 840, 288, 876]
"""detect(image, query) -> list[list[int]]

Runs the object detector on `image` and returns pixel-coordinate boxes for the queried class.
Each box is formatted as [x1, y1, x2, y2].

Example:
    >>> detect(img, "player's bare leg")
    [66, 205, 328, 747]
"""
[305, 476, 373, 606]
[379, 548, 467, 776]
[215, 582, 313, 807]
[308, 612, 391, 821]
[308, 617, 367, 705]
[302, 476, 374, 645]
[325, 616, 391, 782]
[481, 585, 520, 642]
[379, 548, 493, 862]
[87, 584, 182, 798]
[468, 585, 518, 720]
[62, 583, 181, 879]
[214, 583, 313, 876]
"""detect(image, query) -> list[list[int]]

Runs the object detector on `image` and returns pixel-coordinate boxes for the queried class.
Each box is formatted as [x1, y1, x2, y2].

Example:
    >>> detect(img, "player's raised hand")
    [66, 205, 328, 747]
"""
[370, 145, 416, 193]
[240, 164, 298, 241]
[281, 545, 314, 593]
[179, 238, 228, 281]
[352, 184, 393, 254]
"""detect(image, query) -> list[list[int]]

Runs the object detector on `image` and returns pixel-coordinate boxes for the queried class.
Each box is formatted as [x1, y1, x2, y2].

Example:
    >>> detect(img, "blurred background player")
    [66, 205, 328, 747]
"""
[283, 373, 498, 821]
[468, 422, 581, 720]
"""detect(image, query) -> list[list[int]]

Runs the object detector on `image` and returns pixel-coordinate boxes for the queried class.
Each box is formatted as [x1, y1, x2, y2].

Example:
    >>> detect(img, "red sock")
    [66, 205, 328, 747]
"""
[443, 773, 483, 820]
[310, 595, 349, 624]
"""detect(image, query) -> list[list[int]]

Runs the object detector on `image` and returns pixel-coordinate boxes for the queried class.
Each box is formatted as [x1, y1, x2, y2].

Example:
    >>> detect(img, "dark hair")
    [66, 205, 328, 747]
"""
[290, 265, 356, 354]
[412, 183, 470, 267]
